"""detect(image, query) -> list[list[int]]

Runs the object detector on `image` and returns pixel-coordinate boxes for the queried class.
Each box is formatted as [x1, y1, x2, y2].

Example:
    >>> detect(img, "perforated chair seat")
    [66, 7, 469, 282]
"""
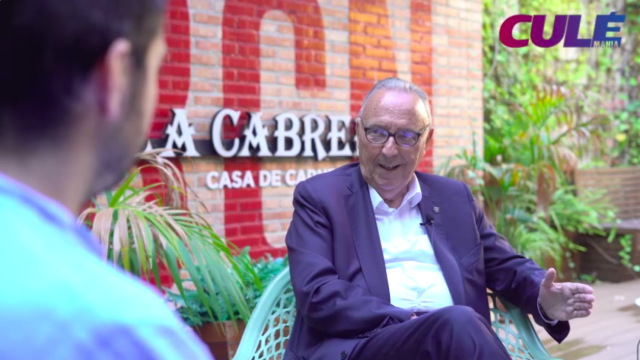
[232, 267, 560, 360]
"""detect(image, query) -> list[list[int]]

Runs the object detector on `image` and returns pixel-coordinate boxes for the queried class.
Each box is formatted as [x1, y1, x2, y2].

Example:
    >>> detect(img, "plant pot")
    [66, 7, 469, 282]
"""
[576, 232, 640, 283]
[192, 320, 246, 360]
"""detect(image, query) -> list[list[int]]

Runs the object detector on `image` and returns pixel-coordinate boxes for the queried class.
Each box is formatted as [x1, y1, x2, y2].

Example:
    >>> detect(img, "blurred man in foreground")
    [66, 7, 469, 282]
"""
[284, 77, 595, 359]
[0, 0, 213, 358]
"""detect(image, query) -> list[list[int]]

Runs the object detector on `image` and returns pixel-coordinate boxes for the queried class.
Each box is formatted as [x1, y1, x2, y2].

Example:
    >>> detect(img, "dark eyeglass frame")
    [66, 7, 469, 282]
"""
[360, 121, 429, 148]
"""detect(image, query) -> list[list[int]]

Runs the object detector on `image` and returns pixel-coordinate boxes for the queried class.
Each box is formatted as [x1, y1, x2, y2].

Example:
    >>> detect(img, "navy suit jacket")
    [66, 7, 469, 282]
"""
[283, 162, 569, 360]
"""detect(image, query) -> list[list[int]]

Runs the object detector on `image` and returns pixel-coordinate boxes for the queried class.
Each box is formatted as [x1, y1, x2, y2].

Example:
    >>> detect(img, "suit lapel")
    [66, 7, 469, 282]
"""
[417, 179, 466, 306]
[345, 169, 391, 301]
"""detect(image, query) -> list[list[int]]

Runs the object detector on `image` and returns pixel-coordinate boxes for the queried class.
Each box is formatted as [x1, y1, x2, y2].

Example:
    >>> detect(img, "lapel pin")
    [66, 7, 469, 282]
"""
[434, 206, 440, 213]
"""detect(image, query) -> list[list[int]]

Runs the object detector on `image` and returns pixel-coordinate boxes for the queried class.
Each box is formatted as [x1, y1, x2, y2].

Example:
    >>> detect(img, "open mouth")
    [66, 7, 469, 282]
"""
[379, 164, 400, 171]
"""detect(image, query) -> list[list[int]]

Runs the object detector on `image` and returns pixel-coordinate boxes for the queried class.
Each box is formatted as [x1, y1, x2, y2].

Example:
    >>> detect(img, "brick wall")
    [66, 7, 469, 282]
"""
[147, 0, 483, 259]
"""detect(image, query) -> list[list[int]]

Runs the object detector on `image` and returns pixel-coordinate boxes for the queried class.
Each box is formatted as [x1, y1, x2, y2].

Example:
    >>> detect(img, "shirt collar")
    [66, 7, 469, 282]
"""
[368, 173, 422, 210]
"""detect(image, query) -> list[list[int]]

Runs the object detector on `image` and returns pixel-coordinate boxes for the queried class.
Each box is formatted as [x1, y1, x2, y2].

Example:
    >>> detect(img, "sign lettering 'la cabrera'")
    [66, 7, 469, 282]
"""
[145, 109, 358, 189]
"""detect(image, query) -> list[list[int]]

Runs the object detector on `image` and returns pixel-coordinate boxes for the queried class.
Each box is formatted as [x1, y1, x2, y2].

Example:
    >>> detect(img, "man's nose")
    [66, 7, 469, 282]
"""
[381, 136, 398, 157]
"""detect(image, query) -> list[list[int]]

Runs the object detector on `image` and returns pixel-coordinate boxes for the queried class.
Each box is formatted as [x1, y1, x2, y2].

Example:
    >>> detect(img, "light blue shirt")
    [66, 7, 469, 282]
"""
[0, 172, 214, 359]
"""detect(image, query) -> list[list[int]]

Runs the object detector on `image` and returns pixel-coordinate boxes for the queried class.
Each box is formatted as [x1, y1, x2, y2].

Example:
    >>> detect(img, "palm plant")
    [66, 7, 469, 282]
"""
[77, 149, 258, 325]
[439, 87, 615, 271]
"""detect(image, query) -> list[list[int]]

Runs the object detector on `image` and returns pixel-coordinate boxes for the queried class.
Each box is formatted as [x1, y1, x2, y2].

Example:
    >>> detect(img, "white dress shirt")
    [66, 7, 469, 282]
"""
[368, 174, 558, 324]
[368, 174, 454, 312]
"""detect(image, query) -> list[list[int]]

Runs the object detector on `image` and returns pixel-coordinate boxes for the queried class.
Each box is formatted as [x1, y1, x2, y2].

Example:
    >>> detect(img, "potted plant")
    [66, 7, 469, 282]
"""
[77, 149, 259, 332]
[165, 250, 289, 360]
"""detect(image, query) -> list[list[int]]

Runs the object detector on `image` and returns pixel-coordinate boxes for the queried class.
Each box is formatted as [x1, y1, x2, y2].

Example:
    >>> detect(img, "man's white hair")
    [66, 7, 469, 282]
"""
[357, 77, 432, 126]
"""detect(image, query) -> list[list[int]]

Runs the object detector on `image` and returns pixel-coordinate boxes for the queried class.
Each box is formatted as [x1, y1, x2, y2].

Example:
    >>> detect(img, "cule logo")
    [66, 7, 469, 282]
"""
[499, 11, 625, 48]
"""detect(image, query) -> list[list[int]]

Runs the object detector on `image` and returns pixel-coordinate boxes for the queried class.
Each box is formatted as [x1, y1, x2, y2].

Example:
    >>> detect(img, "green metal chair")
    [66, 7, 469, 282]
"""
[233, 267, 560, 360]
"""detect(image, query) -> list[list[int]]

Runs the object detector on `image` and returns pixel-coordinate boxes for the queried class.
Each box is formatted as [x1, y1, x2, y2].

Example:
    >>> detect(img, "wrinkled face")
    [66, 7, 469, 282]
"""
[357, 89, 432, 201]
[90, 31, 166, 196]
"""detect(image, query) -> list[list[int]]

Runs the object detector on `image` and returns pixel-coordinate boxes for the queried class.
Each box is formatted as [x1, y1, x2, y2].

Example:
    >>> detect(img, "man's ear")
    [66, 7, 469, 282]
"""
[423, 127, 434, 155]
[354, 117, 362, 136]
[426, 127, 434, 143]
[97, 38, 133, 123]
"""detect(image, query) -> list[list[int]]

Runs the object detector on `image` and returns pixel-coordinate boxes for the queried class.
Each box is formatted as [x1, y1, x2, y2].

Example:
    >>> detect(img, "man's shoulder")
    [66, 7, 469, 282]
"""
[416, 172, 472, 198]
[0, 229, 182, 325]
[416, 171, 467, 188]
[0, 232, 210, 358]
[0, 195, 192, 339]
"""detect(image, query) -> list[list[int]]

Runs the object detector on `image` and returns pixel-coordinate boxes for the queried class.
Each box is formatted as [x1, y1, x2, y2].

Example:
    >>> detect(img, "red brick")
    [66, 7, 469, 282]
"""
[351, 58, 379, 69]
[191, 54, 216, 65]
[237, 70, 260, 83]
[262, 211, 294, 221]
[262, 60, 295, 72]
[207, 202, 224, 212]
[263, 199, 280, 209]
[277, 75, 296, 86]
[364, 26, 390, 38]
[188, 0, 210, 10]
[364, 47, 394, 59]
[171, 79, 192, 91]
[193, 67, 216, 79]
[193, 96, 222, 106]
[364, 70, 395, 80]
[240, 224, 266, 236]
[350, 34, 378, 46]
[169, 9, 189, 21]
[324, 8, 348, 18]
[223, 3, 256, 17]
[262, 36, 294, 48]
[350, 12, 378, 24]
[239, 200, 262, 211]
[193, 13, 220, 25]
[261, 73, 276, 83]
[221, 57, 260, 70]
[158, 93, 186, 105]
[329, 20, 349, 31]
[327, 78, 349, 88]
[237, 97, 261, 109]
[195, 40, 219, 50]
[392, 8, 410, 18]
[264, 222, 280, 232]
[226, 213, 258, 224]
[315, 102, 348, 112]
[298, 63, 325, 76]
[332, 44, 350, 53]
[224, 29, 259, 44]
[225, 226, 239, 238]
[223, 83, 258, 95]
[278, 100, 314, 111]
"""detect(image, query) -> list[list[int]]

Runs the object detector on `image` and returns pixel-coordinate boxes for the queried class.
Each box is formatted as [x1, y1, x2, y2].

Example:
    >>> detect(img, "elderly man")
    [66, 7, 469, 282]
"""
[284, 77, 594, 360]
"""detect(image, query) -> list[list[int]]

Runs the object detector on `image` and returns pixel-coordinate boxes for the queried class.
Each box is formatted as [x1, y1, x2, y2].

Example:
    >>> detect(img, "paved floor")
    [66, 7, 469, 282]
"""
[533, 278, 640, 360]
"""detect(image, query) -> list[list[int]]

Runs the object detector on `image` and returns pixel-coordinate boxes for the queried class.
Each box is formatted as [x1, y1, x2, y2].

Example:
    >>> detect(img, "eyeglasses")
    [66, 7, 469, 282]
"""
[361, 122, 428, 147]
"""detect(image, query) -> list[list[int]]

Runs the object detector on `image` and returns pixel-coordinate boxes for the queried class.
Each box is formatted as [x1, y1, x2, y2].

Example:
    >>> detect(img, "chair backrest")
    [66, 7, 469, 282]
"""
[487, 292, 559, 360]
[233, 267, 296, 360]
[234, 267, 558, 360]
